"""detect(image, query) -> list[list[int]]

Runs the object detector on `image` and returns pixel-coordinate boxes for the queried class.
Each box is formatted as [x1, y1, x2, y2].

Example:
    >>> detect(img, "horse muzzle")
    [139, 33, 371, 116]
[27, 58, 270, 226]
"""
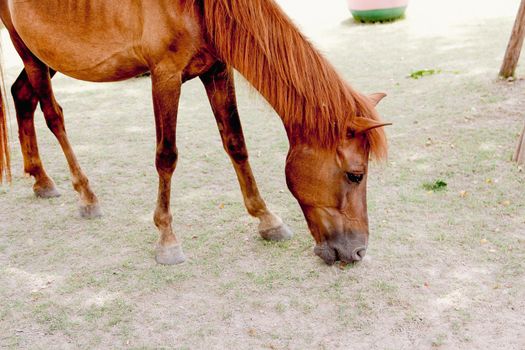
[313, 233, 368, 265]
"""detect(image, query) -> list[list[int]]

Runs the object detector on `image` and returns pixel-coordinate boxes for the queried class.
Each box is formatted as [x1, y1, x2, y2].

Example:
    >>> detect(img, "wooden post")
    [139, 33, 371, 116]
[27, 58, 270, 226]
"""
[513, 122, 525, 165]
[500, 0, 525, 78]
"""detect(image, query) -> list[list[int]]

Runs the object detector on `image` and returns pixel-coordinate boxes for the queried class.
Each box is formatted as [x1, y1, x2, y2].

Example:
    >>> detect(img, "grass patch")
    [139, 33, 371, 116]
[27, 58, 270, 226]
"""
[422, 180, 448, 192]
[409, 69, 442, 79]
[33, 302, 73, 333]
[84, 298, 133, 328]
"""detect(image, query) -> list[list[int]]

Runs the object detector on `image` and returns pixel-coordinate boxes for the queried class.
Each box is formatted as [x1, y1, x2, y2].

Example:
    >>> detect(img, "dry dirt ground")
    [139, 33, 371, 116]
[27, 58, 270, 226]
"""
[1, 0, 524, 349]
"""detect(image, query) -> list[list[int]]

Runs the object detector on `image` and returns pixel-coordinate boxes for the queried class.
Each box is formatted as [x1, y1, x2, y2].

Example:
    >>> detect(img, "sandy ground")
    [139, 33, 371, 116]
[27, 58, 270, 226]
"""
[1, 0, 524, 349]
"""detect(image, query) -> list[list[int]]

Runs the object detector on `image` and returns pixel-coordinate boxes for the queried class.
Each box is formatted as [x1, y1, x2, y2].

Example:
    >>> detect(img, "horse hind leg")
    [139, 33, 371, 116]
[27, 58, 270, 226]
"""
[200, 63, 293, 241]
[11, 69, 60, 198]
[21, 58, 101, 218]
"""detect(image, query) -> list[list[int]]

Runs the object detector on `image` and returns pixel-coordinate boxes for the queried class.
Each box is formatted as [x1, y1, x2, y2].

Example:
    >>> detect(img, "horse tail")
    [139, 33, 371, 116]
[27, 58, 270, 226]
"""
[0, 45, 11, 184]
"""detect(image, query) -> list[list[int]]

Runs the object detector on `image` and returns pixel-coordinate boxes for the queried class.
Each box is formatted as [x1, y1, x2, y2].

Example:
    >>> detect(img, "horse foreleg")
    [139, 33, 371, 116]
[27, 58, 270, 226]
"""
[200, 63, 293, 241]
[151, 64, 185, 265]
[22, 59, 100, 218]
[11, 69, 60, 198]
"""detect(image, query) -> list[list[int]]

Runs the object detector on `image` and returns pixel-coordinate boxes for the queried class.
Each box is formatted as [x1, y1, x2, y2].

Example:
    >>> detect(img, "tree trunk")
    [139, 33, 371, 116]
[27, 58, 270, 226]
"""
[500, 0, 525, 78]
[513, 122, 525, 165]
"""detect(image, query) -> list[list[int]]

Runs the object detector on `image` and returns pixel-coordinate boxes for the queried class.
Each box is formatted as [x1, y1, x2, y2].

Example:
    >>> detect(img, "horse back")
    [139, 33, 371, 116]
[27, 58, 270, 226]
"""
[2, 0, 204, 82]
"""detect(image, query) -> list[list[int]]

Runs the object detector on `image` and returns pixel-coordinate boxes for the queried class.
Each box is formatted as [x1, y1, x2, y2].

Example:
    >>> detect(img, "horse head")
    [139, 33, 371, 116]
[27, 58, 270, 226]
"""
[285, 93, 390, 264]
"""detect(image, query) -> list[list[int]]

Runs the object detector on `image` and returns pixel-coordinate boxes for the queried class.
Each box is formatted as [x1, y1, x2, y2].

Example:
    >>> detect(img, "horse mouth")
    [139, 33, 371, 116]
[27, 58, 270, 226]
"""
[314, 241, 367, 265]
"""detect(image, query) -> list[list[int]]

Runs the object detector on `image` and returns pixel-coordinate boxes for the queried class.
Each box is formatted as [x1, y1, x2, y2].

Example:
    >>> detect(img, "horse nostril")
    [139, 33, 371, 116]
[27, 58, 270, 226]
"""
[352, 247, 367, 261]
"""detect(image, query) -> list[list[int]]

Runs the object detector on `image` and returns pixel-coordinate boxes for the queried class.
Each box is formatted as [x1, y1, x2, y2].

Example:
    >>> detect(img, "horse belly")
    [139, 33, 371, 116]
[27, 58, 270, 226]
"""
[9, 0, 147, 82]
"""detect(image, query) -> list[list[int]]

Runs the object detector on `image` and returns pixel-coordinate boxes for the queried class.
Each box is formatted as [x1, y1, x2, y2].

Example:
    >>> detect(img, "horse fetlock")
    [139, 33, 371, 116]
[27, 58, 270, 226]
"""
[153, 211, 173, 228]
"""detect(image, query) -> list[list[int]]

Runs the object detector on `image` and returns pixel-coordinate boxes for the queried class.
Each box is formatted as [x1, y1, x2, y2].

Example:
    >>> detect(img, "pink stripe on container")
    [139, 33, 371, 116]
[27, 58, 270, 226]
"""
[348, 0, 409, 11]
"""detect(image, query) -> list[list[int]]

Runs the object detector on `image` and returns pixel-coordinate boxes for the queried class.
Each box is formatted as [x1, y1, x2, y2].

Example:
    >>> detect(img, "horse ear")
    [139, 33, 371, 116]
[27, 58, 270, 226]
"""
[354, 118, 392, 133]
[368, 93, 387, 106]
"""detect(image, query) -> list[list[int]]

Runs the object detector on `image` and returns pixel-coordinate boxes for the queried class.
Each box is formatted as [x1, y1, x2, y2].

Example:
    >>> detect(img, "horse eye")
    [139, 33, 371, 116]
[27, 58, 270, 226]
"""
[346, 172, 364, 184]
[347, 130, 356, 139]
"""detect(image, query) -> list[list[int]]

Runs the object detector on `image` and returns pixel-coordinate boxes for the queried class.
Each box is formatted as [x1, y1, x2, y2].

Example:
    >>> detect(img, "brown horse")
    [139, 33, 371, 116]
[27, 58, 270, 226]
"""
[0, 0, 389, 265]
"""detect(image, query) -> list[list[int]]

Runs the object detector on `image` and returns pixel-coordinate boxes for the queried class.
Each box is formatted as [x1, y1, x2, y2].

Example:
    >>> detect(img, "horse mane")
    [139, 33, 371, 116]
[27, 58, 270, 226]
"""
[199, 0, 387, 160]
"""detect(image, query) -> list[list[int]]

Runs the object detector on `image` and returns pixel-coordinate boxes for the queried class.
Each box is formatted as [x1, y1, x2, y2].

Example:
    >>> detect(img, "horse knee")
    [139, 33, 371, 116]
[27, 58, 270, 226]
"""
[154, 208, 172, 229]
[226, 138, 248, 163]
[44, 113, 65, 134]
[156, 141, 178, 174]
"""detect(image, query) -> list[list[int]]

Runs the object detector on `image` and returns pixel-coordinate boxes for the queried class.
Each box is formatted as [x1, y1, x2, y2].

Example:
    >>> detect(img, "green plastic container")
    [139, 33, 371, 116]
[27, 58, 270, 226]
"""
[348, 0, 409, 23]
[351, 7, 407, 22]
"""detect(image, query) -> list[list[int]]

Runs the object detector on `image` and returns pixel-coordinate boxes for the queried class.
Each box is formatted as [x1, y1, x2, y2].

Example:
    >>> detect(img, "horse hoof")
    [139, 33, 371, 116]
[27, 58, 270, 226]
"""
[155, 243, 186, 265]
[34, 186, 61, 198]
[79, 204, 102, 219]
[259, 224, 293, 241]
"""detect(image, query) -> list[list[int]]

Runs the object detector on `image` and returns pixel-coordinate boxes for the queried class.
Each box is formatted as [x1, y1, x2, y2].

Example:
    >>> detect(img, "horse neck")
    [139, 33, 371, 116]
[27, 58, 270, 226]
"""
[200, 0, 358, 147]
